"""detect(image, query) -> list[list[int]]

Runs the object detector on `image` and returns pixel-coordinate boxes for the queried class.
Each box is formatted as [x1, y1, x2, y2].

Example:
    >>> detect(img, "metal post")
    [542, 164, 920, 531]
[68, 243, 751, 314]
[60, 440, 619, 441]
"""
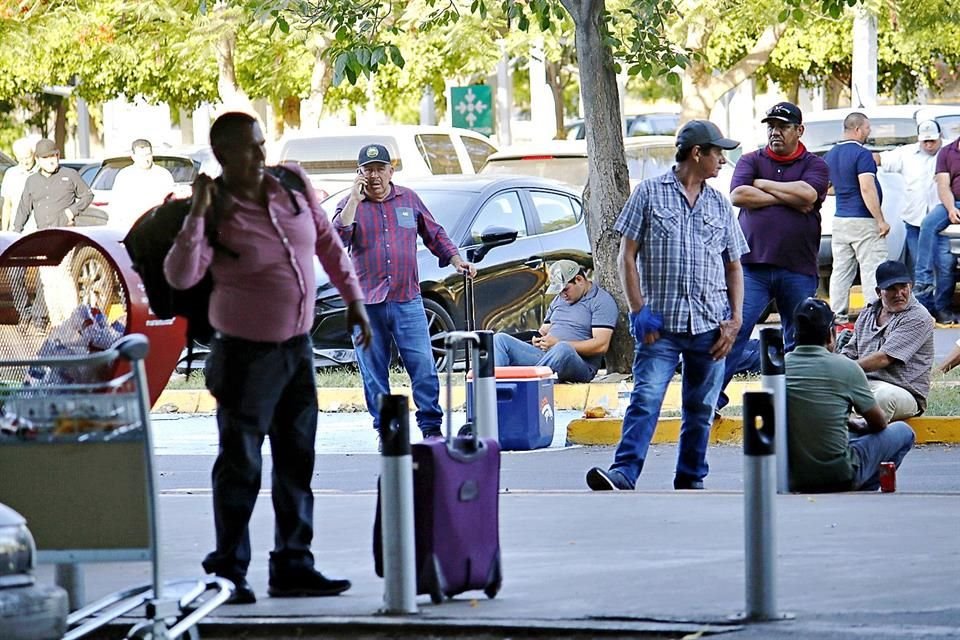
[759, 328, 788, 494]
[473, 331, 499, 441]
[378, 395, 417, 615]
[742, 390, 778, 621]
[55, 563, 85, 610]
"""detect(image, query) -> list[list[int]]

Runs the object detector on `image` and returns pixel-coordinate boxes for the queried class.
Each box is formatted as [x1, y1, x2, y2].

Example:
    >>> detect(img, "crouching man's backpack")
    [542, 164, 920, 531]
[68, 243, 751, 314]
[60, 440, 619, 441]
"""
[122, 166, 307, 344]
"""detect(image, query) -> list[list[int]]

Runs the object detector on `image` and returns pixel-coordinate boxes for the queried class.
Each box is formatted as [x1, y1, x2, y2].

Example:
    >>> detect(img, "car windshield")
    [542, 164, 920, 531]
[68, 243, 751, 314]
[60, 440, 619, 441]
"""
[803, 117, 919, 151]
[937, 115, 960, 142]
[481, 157, 588, 189]
[283, 136, 403, 174]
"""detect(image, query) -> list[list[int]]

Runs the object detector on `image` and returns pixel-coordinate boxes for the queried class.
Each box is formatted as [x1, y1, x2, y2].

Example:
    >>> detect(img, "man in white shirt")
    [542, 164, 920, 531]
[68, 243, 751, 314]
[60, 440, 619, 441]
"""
[0, 137, 38, 231]
[110, 139, 175, 229]
[875, 120, 948, 320]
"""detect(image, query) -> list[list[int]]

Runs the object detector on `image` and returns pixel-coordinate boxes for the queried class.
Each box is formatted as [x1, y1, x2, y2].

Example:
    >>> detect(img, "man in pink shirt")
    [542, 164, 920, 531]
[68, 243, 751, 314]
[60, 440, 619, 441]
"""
[165, 112, 371, 605]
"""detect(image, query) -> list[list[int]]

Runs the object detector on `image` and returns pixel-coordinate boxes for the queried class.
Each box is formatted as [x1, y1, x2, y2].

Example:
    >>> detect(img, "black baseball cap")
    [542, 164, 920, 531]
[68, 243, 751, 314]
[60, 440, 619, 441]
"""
[794, 297, 834, 333]
[675, 120, 740, 151]
[358, 143, 391, 167]
[761, 102, 803, 125]
[876, 260, 912, 289]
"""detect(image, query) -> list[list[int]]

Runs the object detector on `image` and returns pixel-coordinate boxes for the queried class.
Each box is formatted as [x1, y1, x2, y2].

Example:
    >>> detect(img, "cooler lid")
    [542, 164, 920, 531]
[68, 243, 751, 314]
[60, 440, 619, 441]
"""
[466, 366, 555, 380]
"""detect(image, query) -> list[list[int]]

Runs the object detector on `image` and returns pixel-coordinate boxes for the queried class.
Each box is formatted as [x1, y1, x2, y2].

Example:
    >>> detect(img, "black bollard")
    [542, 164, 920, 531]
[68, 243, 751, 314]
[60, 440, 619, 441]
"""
[378, 395, 417, 614]
[759, 327, 788, 494]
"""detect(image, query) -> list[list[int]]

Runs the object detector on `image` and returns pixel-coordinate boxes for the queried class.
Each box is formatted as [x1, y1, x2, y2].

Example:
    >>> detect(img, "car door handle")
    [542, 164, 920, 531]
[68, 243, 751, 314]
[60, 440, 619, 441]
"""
[524, 256, 544, 268]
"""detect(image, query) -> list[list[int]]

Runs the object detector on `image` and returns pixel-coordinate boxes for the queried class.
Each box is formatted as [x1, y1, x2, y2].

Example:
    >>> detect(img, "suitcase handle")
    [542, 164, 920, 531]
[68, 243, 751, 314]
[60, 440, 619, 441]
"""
[445, 331, 481, 443]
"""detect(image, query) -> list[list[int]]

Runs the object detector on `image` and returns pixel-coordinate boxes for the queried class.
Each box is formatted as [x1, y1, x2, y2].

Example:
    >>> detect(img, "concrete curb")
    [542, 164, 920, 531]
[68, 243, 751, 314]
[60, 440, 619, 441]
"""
[566, 415, 960, 446]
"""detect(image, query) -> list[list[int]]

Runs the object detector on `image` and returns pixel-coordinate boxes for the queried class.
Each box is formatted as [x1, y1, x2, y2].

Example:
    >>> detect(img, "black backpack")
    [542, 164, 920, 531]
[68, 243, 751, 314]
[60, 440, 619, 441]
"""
[123, 165, 307, 344]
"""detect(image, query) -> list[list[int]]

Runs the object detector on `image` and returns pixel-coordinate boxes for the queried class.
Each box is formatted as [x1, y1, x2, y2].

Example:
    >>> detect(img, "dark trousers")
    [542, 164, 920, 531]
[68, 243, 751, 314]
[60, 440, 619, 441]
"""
[201, 332, 318, 579]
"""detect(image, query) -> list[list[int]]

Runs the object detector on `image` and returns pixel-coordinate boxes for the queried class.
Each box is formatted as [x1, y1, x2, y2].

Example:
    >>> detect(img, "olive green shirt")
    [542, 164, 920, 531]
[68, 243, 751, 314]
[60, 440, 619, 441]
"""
[785, 345, 878, 491]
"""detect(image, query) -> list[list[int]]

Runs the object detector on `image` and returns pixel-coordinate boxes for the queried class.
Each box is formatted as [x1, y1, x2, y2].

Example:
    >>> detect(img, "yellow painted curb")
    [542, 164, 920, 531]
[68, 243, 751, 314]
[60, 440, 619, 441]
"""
[566, 415, 960, 446]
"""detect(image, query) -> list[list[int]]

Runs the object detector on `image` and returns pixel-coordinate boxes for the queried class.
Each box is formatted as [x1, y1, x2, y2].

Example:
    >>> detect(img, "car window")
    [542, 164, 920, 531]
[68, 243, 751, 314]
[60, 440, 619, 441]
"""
[282, 136, 402, 173]
[628, 113, 679, 136]
[410, 189, 475, 236]
[641, 145, 675, 179]
[415, 134, 462, 175]
[803, 117, 917, 151]
[91, 157, 196, 189]
[79, 165, 100, 185]
[467, 191, 526, 245]
[461, 136, 498, 172]
[531, 190, 577, 234]
[155, 158, 198, 184]
[571, 196, 583, 222]
[481, 157, 588, 189]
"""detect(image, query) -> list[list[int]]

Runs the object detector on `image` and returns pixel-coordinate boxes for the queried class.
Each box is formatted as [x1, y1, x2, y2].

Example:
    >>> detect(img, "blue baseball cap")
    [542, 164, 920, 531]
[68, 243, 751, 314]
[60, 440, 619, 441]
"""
[358, 143, 391, 166]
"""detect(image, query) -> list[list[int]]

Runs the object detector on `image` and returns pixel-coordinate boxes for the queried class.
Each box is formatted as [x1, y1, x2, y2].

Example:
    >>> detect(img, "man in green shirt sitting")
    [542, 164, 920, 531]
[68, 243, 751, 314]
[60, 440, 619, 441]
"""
[785, 298, 915, 492]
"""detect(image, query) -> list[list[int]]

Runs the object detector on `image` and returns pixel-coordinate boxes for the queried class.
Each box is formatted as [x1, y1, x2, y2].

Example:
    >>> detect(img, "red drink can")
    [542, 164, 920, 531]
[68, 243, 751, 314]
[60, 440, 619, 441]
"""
[879, 461, 896, 493]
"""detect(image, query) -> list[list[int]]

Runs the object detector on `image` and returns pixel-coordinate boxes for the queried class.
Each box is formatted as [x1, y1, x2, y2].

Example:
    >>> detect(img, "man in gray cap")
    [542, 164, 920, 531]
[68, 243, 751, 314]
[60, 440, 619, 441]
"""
[842, 260, 934, 422]
[14, 138, 92, 231]
[587, 120, 748, 491]
[492, 259, 618, 382]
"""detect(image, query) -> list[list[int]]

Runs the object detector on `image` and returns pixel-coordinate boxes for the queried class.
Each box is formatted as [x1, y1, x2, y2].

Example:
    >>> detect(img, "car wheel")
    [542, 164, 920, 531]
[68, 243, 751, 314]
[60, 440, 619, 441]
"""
[71, 246, 119, 312]
[423, 298, 456, 371]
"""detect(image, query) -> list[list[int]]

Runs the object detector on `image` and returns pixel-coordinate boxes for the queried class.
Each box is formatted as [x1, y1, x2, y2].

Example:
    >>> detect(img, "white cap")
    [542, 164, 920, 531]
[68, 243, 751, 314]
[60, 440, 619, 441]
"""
[917, 120, 941, 142]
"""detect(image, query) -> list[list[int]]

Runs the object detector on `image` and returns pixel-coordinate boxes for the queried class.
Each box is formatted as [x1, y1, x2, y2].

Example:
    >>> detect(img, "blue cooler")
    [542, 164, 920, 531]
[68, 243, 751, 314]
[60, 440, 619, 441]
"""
[468, 366, 555, 451]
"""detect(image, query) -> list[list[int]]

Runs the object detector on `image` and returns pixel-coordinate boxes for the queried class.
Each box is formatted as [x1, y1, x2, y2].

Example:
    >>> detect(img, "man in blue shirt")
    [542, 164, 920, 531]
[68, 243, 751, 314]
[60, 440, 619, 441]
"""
[824, 112, 888, 324]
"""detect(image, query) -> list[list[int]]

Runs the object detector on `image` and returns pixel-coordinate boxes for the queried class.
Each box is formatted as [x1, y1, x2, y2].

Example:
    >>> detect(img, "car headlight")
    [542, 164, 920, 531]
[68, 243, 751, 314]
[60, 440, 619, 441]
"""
[0, 503, 37, 586]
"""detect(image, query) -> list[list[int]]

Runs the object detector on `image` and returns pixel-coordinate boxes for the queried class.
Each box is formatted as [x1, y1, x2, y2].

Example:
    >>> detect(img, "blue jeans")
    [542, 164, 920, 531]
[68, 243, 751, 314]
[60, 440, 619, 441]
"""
[849, 422, 915, 491]
[904, 223, 919, 277]
[354, 298, 443, 435]
[915, 204, 957, 313]
[718, 264, 817, 409]
[612, 330, 723, 485]
[493, 333, 597, 382]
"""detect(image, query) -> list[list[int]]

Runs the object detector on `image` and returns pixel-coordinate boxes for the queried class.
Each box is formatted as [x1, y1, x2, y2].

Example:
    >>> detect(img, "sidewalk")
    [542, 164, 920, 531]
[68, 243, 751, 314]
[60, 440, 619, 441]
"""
[45, 445, 960, 639]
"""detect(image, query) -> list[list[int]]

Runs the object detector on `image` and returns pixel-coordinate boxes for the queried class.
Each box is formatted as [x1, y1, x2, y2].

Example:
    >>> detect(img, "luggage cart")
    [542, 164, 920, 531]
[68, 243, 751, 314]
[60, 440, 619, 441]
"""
[0, 333, 232, 639]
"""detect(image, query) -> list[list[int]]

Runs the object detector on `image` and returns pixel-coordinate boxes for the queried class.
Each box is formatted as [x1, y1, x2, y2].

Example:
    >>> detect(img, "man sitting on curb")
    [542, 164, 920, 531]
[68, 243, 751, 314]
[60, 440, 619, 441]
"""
[493, 260, 618, 383]
[786, 298, 915, 492]
[841, 260, 934, 421]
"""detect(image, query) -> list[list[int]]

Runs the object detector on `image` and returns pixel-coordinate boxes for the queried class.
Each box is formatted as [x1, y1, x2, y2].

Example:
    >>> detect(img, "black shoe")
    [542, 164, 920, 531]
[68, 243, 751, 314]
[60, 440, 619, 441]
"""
[673, 475, 704, 490]
[220, 575, 256, 605]
[268, 568, 351, 598]
[586, 467, 634, 491]
[421, 428, 443, 439]
[935, 310, 958, 325]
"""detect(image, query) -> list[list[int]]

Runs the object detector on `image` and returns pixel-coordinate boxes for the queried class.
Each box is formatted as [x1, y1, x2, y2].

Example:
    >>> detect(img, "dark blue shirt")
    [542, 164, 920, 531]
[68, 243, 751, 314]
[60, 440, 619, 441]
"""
[731, 147, 830, 276]
[824, 140, 882, 219]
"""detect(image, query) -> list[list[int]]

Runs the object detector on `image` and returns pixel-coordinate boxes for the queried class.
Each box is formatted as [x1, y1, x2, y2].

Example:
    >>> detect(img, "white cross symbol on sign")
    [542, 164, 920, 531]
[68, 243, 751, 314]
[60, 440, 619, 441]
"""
[454, 88, 489, 127]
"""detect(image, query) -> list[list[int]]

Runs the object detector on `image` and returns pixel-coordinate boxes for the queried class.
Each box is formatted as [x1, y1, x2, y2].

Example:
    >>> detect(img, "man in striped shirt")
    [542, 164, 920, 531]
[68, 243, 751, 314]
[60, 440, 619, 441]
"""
[334, 144, 475, 441]
[587, 120, 748, 491]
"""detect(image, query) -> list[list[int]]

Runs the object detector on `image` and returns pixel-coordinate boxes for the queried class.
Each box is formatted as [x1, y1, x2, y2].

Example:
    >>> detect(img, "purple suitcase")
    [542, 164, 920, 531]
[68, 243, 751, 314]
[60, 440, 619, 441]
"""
[374, 325, 503, 603]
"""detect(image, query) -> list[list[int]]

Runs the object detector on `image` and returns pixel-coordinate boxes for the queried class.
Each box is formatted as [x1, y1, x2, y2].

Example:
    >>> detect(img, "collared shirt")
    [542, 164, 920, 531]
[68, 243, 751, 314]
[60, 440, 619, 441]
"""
[824, 140, 883, 218]
[544, 283, 619, 369]
[935, 137, 960, 200]
[164, 163, 363, 343]
[785, 345, 877, 491]
[731, 147, 829, 276]
[841, 297, 934, 411]
[615, 169, 749, 334]
[333, 184, 459, 304]
[878, 143, 940, 226]
[14, 166, 93, 231]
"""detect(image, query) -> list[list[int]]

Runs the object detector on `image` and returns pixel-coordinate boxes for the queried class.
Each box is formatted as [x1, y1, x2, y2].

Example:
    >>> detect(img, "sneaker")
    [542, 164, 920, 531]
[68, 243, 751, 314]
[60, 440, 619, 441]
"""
[268, 568, 351, 598]
[673, 474, 705, 490]
[935, 309, 958, 325]
[218, 575, 256, 605]
[421, 428, 443, 440]
[586, 467, 634, 491]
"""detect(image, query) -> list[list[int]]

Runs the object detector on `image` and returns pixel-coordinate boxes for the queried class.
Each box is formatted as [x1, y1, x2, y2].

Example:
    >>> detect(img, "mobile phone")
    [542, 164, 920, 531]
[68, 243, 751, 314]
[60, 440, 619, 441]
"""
[357, 168, 365, 195]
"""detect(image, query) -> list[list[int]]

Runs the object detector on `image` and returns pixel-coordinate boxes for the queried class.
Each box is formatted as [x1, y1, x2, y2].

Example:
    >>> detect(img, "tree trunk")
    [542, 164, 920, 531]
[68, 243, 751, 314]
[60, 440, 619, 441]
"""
[302, 43, 333, 126]
[54, 96, 66, 154]
[561, 0, 634, 373]
[213, 4, 251, 111]
[545, 60, 566, 139]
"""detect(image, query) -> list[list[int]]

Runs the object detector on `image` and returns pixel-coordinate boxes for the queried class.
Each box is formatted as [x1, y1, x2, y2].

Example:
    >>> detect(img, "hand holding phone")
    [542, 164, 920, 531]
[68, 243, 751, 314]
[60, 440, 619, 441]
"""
[353, 169, 367, 200]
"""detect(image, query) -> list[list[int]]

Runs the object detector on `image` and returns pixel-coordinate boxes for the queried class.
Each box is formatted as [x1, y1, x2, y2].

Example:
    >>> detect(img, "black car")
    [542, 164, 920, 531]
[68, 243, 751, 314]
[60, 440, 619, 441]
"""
[311, 174, 592, 369]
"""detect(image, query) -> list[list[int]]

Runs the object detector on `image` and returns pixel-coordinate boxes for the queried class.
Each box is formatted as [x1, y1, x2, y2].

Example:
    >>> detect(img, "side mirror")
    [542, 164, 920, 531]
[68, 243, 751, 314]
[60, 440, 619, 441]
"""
[467, 225, 519, 263]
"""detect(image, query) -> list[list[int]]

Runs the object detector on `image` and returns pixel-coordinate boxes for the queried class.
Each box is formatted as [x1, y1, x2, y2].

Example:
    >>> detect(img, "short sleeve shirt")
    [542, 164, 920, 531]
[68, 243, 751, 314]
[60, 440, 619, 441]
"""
[545, 283, 619, 369]
[841, 298, 934, 411]
[786, 345, 878, 491]
[878, 143, 940, 226]
[824, 140, 883, 218]
[615, 169, 749, 334]
[935, 137, 960, 200]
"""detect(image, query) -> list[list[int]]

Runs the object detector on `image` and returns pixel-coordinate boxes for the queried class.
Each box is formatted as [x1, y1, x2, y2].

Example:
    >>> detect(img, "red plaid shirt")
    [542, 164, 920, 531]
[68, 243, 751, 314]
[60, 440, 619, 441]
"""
[333, 184, 459, 304]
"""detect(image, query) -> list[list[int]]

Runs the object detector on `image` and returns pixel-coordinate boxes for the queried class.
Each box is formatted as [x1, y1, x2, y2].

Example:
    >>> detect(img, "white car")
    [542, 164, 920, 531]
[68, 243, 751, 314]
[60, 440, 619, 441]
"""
[802, 104, 960, 282]
[272, 125, 498, 199]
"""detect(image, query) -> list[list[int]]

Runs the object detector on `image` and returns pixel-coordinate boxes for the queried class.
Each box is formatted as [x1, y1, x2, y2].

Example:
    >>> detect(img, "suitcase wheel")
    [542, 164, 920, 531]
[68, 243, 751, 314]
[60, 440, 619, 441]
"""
[484, 551, 503, 599]
[427, 555, 447, 604]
